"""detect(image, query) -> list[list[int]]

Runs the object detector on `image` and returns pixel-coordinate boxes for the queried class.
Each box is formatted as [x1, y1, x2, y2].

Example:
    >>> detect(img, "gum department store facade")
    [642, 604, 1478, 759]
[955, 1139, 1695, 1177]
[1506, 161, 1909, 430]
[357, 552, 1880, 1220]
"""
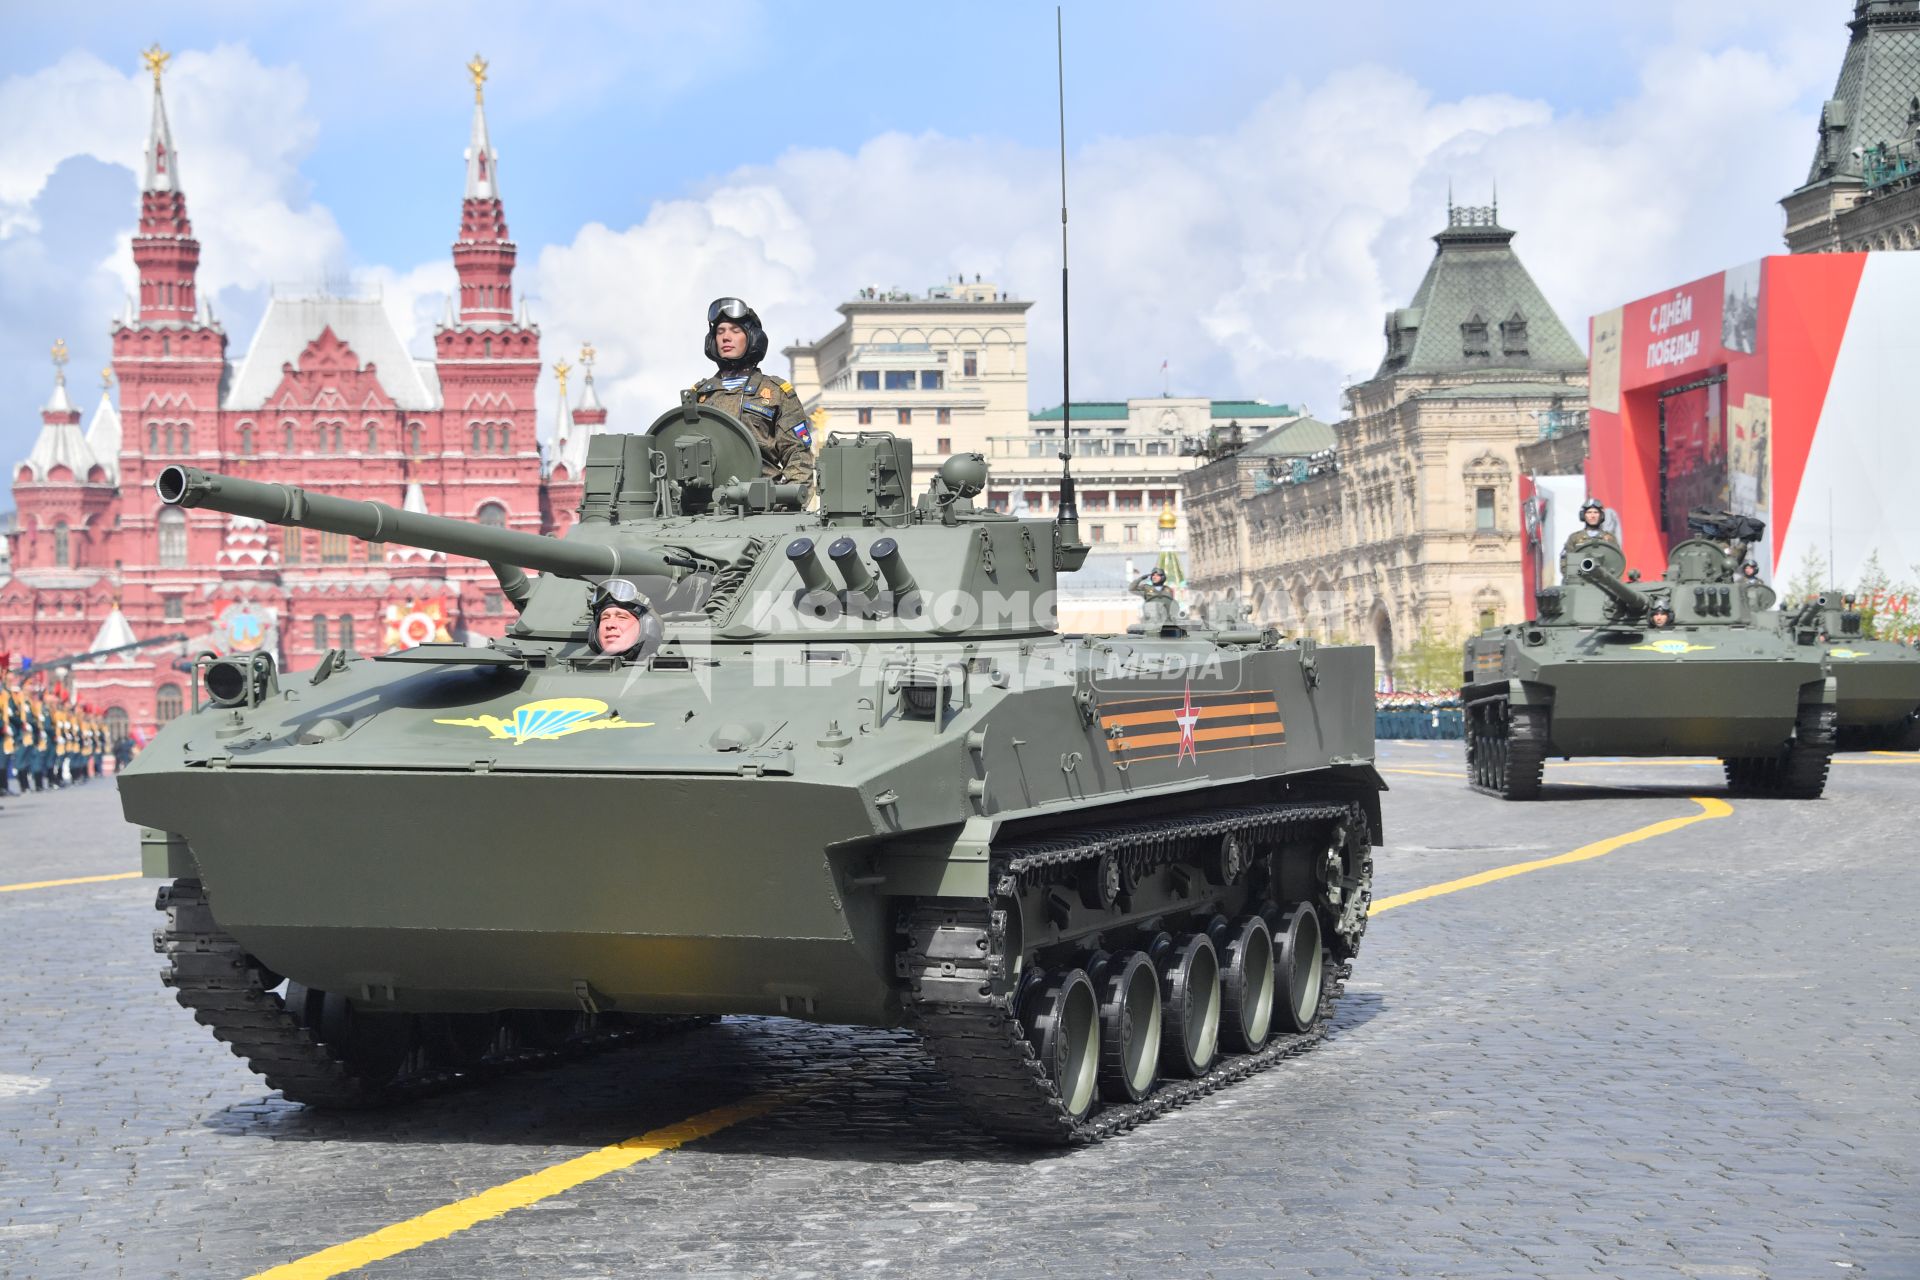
[1184, 204, 1589, 674]
[1, 56, 608, 739]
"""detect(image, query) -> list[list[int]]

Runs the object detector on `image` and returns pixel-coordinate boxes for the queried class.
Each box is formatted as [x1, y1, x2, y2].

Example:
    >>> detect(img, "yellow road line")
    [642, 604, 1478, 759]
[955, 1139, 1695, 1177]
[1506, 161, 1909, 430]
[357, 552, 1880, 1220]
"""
[1370, 796, 1732, 916]
[247, 1094, 784, 1279]
[1381, 767, 1464, 779]
[0, 871, 140, 894]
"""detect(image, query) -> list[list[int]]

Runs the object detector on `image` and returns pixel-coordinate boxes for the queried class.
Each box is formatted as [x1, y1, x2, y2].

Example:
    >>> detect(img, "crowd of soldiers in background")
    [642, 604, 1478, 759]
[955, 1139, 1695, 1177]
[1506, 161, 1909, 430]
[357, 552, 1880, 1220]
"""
[1, 671, 130, 804]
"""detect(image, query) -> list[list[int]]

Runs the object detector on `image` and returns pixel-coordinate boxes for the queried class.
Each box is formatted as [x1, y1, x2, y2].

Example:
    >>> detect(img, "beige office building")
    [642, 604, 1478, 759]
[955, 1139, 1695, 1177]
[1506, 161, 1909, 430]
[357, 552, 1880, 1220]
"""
[782, 279, 1032, 491]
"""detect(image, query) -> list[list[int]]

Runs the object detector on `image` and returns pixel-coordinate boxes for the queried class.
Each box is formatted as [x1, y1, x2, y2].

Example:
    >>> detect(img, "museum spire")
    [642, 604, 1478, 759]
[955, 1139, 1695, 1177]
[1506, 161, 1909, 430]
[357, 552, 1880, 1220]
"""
[452, 54, 517, 326]
[141, 43, 181, 193]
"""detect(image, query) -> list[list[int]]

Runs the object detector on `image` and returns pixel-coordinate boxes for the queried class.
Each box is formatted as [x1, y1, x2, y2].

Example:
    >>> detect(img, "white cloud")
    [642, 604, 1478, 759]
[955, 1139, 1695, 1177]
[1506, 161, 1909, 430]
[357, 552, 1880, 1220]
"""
[527, 23, 1827, 432]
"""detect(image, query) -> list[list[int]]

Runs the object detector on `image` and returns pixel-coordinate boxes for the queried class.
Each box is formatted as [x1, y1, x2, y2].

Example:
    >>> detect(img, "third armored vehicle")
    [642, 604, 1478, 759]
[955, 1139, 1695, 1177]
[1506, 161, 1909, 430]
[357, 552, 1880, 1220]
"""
[1462, 511, 1834, 799]
[122, 402, 1381, 1145]
[1777, 590, 1920, 750]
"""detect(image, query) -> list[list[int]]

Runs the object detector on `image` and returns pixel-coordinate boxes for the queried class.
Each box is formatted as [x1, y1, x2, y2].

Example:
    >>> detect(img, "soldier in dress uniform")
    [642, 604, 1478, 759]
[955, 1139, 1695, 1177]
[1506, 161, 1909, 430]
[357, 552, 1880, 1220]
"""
[0, 672, 15, 800]
[691, 297, 814, 493]
[1562, 499, 1619, 556]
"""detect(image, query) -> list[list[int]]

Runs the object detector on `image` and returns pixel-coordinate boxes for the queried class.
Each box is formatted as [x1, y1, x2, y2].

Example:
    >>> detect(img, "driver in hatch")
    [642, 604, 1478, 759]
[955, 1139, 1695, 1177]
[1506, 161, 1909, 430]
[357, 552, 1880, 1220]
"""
[588, 579, 662, 662]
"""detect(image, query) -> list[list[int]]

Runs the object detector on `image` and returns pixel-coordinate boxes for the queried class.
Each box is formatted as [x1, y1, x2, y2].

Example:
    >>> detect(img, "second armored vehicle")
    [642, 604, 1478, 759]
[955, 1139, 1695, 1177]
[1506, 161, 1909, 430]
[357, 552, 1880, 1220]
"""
[1462, 511, 1834, 799]
[122, 404, 1382, 1145]
[1778, 590, 1920, 750]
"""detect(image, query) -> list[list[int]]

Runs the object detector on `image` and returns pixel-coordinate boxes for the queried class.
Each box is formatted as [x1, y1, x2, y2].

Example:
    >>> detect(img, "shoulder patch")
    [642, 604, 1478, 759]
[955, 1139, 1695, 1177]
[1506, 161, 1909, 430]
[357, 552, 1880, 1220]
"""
[778, 380, 793, 394]
[759, 384, 775, 401]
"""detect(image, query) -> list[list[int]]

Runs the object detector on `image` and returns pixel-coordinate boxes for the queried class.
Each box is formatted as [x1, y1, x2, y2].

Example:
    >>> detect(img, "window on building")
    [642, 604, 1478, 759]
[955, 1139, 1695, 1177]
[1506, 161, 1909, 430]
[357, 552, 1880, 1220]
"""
[1478, 608, 1497, 630]
[936, 407, 952, 425]
[313, 615, 329, 650]
[1500, 310, 1529, 356]
[1089, 523, 1106, 541]
[1123, 524, 1139, 543]
[1082, 491, 1109, 510]
[897, 409, 912, 425]
[331, 424, 343, 453]
[238, 425, 253, 456]
[163, 595, 183, 622]
[408, 423, 423, 454]
[856, 408, 873, 425]
[52, 521, 69, 567]
[320, 531, 352, 563]
[366, 423, 379, 453]
[477, 502, 508, 528]
[1113, 440, 1138, 456]
[1475, 487, 1496, 531]
[920, 370, 944, 390]
[884, 370, 915, 391]
[1461, 312, 1491, 358]
[486, 592, 503, 616]
[1147, 440, 1171, 456]
[155, 684, 183, 724]
[105, 707, 129, 742]
[471, 424, 482, 453]
[962, 351, 978, 377]
[282, 527, 302, 564]
[147, 424, 158, 452]
[284, 423, 296, 453]
[178, 425, 191, 452]
[497, 425, 510, 451]
[483, 337, 493, 358]
[856, 371, 879, 391]
[338, 614, 356, 656]
[936, 437, 952, 453]
[1116, 492, 1143, 511]
[157, 507, 188, 567]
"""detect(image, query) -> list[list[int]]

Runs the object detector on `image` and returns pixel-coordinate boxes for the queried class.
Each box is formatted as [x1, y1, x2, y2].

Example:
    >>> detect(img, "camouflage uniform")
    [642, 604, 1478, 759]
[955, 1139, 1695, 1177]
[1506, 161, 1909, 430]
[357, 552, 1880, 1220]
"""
[1561, 526, 1619, 556]
[692, 368, 815, 489]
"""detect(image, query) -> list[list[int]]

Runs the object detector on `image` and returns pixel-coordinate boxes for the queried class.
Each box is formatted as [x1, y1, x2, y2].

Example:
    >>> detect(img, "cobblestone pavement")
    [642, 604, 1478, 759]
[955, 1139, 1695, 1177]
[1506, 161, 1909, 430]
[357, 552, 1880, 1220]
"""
[2, 745, 1917, 1279]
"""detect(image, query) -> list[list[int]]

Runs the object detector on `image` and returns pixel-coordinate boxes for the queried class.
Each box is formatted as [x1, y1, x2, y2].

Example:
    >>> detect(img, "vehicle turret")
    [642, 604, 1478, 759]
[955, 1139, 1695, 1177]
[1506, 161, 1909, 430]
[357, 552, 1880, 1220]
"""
[1576, 558, 1651, 621]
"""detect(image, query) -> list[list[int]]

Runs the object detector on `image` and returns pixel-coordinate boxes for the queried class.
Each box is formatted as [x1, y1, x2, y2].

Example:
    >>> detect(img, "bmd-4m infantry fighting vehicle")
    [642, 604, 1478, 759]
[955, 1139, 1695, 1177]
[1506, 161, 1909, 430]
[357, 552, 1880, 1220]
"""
[1776, 590, 1920, 750]
[124, 402, 1382, 1145]
[1461, 510, 1835, 800]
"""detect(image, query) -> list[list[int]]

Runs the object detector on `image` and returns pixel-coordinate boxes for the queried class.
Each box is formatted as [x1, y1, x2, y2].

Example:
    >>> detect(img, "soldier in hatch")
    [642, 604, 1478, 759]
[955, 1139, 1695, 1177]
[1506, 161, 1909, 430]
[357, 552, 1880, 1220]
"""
[586, 579, 662, 664]
[692, 298, 814, 494]
[1562, 499, 1619, 556]
[1648, 600, 1674, 629]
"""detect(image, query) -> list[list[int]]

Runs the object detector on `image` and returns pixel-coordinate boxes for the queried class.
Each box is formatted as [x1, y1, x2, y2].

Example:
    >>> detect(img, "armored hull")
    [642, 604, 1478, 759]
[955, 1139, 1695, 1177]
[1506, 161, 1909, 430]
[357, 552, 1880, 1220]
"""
[1775, 593, 1920, 749]
[1462, 526, 1835, 799]
[123, 418, 1382, 1144]
[1826, 641, 1920, 748]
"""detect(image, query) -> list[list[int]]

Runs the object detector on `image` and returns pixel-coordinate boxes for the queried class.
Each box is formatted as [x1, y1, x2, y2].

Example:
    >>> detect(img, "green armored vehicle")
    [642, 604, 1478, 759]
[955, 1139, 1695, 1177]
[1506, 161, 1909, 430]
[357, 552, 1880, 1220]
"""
[1461, 510, 1835, 800]
[1776, 590, 1920, 750]
[124, 402, 1382, 1145]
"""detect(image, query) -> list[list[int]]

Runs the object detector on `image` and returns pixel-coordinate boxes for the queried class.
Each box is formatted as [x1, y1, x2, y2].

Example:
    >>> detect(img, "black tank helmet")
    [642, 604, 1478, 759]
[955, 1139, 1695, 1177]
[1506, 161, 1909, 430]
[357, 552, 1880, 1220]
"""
[588, 578, 660, 659]
[705, 296, 769, 369]
[1579, 498, 1606, 519]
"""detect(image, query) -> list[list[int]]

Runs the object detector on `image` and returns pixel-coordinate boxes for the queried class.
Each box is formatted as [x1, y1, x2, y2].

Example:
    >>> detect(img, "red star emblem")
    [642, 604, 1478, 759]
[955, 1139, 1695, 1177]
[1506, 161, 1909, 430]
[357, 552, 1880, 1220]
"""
[1174, 680, 1200, 765]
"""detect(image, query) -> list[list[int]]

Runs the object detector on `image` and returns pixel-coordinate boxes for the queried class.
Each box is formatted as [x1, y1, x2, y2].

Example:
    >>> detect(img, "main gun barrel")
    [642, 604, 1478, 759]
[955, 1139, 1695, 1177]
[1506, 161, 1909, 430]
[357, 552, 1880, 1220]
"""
[156, 466, 678, 582]
[1577, 559, 1651, 618]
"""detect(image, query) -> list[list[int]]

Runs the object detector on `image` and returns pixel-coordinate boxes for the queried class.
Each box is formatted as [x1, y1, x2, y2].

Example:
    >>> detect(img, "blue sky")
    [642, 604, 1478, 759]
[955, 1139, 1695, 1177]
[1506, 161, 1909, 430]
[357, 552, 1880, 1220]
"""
[0, 0, 1850, 477]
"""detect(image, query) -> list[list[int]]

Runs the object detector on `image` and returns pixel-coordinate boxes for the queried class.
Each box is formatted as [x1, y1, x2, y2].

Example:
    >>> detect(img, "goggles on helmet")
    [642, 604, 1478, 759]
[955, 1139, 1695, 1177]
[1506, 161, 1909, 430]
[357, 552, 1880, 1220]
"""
[592, 578, 648, 616]
[707, 297, 752, 325]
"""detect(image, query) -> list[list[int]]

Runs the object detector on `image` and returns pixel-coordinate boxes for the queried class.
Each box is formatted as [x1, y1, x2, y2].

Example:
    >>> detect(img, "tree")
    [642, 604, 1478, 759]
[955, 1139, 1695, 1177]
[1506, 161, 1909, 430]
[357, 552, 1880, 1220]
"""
[1783, 542, 1826, 610]
[1393, 625, 1465, 692]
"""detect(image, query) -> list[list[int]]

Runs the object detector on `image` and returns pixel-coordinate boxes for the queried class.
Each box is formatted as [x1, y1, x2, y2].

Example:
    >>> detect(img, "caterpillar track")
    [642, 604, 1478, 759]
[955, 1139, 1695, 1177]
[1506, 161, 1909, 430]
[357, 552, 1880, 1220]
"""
[1466, 699, 1547, 800]
[155, 880, 709, 1108]
[900, 801, 1372, 1145]
[1723, 700, 1836, 799]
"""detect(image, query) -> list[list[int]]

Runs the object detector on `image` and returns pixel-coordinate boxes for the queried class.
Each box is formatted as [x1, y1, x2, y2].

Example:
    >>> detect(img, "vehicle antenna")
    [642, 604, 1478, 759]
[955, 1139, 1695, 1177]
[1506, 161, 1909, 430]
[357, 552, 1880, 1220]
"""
[1054, 7, 1079, 539]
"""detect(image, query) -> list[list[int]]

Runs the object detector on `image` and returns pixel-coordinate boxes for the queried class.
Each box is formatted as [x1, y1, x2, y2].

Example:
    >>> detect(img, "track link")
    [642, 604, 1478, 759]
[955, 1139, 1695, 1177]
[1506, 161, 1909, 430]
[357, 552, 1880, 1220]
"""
[1466, 699, 1546, 799]
[155, 879, 707, 1108]
[900, 801, 1367, 1146]
[1723, 699, 1836, 799]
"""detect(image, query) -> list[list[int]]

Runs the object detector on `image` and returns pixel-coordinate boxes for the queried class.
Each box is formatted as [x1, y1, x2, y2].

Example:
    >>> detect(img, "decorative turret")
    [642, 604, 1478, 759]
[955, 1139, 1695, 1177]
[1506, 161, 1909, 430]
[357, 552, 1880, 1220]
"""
[451, 54, 516, 326]
[112, 44, 226, 487]
[554, 342, 606, 478]
[18, 340, 100, 483]
[85, 367, 122, 484]
[433, 54, 539, 464]
[132, 45, 200, 325]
